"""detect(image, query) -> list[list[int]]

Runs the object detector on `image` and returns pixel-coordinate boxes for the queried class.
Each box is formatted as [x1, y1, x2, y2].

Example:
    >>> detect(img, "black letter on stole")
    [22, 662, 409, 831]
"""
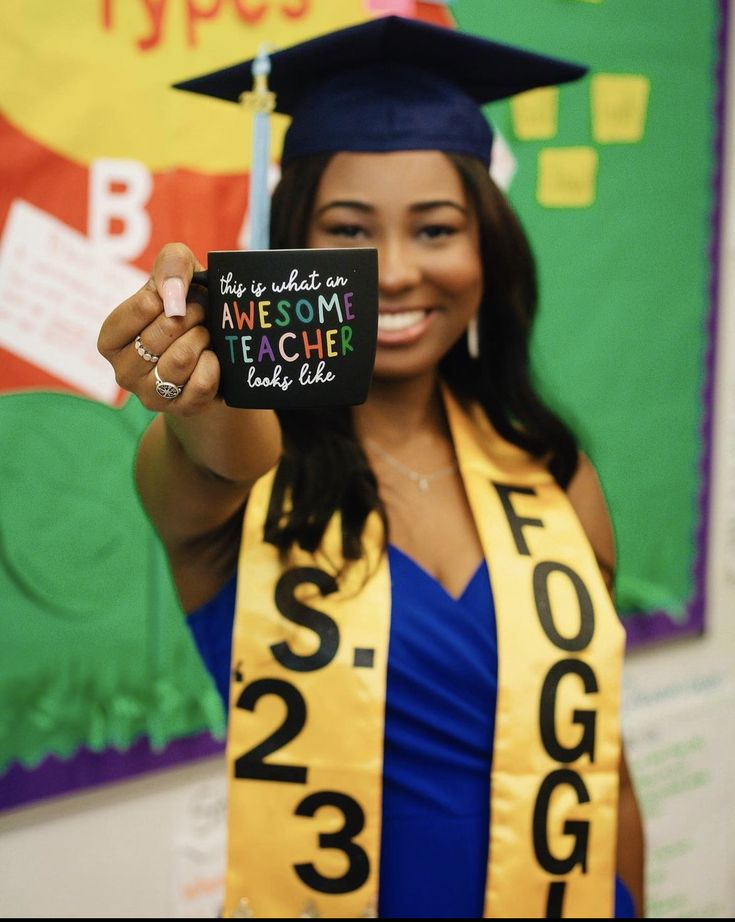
[533, 561, 594, 652]
[272, 567, 340, 671]
[494, 484, 544, 555]
[540, 659, 598, 763]
[545, 881, 567, 918]
[533, 769, 590, 875]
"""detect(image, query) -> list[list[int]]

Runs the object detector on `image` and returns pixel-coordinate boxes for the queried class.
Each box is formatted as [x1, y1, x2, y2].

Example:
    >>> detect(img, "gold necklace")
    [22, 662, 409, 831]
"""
[365, 437, 458, 493]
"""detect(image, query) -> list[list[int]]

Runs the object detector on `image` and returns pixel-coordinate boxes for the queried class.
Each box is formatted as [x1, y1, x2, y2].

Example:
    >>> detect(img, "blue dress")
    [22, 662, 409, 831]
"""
[187, 545, 636, 918]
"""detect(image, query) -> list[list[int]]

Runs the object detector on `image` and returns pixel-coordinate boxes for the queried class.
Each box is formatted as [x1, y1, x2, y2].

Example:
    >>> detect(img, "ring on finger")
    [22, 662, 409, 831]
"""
[135, 335, 159, 364]
[154, 365, 184, 400]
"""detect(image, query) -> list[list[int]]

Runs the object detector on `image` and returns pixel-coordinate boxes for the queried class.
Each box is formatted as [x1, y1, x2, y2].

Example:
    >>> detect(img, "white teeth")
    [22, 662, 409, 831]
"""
[378, 310, 427, 333]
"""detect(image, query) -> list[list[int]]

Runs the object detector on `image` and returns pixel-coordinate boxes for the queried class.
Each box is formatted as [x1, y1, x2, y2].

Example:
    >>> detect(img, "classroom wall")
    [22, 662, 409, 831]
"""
[1, 13, 734, 922]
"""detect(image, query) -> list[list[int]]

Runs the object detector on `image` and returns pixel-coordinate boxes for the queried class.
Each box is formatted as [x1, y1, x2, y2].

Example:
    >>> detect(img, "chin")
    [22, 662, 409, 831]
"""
[371, 353, 441, 382]
[372, 335, 464, 381]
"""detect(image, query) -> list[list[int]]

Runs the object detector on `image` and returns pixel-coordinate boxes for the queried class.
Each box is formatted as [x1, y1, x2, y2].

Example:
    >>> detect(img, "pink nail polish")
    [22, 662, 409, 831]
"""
[162, 277, 186, 317]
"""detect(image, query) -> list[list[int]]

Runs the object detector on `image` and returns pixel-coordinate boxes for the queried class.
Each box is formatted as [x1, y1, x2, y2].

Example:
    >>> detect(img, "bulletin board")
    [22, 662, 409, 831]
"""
[461, 0, 727, 648]
[0, 0, 727, 811]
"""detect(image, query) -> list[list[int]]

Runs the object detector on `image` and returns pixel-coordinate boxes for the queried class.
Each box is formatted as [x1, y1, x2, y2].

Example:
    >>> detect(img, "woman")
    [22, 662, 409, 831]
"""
[99, 16, 644, 919]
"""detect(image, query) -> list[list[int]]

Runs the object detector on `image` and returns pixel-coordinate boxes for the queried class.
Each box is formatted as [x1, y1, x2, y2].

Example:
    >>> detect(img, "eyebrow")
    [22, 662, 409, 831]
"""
[412, 200, 469, 215]
[313, 199, 469, 217]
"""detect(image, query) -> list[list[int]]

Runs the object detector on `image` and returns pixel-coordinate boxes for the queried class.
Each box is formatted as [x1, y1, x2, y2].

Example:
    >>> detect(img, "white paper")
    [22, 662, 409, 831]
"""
[0, 199, 147, 404]
[624, 666, 735, 917]
[490, 129, 518, 192]
[172, 776, 227, 918]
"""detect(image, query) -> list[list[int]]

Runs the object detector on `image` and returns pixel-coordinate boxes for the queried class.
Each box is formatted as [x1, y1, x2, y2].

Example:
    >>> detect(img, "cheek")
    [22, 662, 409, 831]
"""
[430, 246, 483, 303]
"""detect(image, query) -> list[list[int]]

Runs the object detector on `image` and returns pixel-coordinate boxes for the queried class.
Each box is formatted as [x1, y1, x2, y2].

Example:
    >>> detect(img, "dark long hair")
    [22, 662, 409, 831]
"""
[264, 152, 579, 560]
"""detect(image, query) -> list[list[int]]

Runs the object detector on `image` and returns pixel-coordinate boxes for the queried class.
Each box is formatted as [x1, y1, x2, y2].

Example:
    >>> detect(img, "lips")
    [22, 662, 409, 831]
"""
[377, 308, 434, 345]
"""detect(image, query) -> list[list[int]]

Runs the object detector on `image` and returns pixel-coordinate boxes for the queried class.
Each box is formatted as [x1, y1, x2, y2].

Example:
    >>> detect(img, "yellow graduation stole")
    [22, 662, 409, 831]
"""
[223, 387, 624, 918]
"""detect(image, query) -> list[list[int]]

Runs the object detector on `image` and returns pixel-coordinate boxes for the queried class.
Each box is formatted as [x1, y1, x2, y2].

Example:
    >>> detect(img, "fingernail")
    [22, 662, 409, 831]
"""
[162, 277, 186, 317]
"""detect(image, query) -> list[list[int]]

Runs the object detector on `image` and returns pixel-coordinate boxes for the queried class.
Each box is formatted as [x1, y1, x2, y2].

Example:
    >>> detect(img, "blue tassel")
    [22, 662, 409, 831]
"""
[246, 46, 275, 251]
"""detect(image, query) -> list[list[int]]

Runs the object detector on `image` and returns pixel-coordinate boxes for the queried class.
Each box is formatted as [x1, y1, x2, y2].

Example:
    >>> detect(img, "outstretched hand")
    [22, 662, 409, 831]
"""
[98, 243, 219, 416]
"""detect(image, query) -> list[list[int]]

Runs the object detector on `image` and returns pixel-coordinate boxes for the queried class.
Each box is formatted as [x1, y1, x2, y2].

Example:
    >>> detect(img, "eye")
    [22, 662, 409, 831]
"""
[418, 224, 458, 240]
[324, 223, 367, 239]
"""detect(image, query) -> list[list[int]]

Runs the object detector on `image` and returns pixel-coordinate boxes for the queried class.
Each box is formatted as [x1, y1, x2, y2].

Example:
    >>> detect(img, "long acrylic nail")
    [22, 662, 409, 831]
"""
[162, 277, 186, 317]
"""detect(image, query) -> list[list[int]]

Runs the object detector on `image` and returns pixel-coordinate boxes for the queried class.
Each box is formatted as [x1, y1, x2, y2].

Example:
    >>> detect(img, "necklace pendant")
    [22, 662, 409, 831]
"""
[417, 477, 430, 493]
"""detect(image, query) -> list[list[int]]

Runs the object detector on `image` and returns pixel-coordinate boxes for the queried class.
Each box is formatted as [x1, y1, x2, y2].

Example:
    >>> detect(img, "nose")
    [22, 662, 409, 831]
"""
[377, 234, 422, 297]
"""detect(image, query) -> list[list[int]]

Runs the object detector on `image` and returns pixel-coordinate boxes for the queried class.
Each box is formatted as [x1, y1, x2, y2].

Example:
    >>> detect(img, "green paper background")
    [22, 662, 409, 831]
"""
[0, 393, 226, 771]
[455, 0, 718, 617]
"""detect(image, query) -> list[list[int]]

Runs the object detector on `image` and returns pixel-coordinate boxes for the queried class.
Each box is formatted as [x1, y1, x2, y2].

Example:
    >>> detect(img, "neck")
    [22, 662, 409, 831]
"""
[353, 371, 448, 446]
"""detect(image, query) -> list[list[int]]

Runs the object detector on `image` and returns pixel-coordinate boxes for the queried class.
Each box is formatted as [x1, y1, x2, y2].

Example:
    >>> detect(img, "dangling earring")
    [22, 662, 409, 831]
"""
[467, 315, 480, 359]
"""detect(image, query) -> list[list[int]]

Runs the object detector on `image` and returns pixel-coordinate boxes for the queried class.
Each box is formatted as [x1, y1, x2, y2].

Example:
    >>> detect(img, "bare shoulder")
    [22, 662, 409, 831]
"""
[566, 452, 616, 592]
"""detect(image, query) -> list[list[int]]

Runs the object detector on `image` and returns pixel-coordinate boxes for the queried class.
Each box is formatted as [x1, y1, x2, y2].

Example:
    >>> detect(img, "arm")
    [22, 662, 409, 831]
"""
[617, 744, 646, 917]
[567, 454, 646, 917]
[98, 243, 283, 612]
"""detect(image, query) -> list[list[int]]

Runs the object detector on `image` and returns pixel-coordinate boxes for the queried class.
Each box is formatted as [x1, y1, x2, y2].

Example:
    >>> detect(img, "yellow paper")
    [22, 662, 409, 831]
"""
[537, 147, 598, 208]
[592, 74, 651, 143]
[511, 87, 559, 140]
[0, 0, 369, 173]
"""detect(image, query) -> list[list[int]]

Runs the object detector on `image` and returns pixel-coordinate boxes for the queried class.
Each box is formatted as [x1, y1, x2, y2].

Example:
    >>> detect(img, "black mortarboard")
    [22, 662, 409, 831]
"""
[173, 15, 587, 168]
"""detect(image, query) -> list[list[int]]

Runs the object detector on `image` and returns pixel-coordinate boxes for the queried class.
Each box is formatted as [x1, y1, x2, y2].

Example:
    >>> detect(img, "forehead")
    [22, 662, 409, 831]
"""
[313, 150, 469, 206]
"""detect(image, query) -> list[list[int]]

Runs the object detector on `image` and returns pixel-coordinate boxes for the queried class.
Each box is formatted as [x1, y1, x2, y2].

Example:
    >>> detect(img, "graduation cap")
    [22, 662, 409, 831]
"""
[173, 14, 587, 169]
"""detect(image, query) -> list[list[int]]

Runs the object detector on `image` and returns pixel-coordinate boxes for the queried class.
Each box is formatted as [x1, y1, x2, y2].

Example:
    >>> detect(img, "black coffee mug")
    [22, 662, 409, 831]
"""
[193, 247, 378, 409]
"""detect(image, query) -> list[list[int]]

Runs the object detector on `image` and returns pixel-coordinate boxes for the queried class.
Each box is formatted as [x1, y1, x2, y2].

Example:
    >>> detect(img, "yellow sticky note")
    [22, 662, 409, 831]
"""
[511, 87, 559, 140]
[537, 147, 598, 208]
[592, 74, 650, 143]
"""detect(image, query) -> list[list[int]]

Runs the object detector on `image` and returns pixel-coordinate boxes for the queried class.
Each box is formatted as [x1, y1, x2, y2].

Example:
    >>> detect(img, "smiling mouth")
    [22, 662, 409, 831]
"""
[377, 309, 430, 333]
[376, 309, 435, 346]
